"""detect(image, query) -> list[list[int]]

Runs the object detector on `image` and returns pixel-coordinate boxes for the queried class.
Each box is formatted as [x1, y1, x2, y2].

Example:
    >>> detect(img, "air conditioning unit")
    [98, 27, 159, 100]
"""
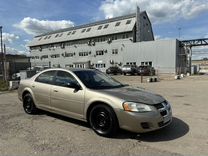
[107, 38, 112, 44]
[91, 41, 95, 46]
[39, 47, 42, 51]
[60, 43, 65, 49]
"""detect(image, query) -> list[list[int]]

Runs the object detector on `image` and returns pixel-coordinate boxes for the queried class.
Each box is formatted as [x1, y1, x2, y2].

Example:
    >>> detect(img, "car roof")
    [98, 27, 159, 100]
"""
[42, 68, 96, 72]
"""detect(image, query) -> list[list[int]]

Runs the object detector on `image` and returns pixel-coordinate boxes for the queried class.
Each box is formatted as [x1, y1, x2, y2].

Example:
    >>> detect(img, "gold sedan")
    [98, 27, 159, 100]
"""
[18, 68, 172, 137]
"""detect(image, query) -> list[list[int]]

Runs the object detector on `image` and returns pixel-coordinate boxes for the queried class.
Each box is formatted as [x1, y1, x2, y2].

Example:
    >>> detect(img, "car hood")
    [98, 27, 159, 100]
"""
[98, 87, 165, 105]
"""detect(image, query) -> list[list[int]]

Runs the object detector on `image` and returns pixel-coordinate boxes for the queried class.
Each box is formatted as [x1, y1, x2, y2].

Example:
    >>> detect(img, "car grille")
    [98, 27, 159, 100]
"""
[154, 103, 164, 109]
[154, 101, 170, 117]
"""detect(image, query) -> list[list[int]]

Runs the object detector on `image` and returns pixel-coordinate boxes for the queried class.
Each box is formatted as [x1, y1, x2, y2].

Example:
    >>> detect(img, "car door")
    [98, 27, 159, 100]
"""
[32, 70, 56, 109]
[50, 70, 85, 119]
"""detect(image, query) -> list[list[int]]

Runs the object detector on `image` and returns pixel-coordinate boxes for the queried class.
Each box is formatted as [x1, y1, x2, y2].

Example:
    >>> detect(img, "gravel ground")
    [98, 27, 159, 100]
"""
[0, 75, 208, 156]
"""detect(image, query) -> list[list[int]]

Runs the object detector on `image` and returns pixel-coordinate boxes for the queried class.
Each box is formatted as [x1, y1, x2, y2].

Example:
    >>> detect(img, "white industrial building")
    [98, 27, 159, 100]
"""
[28, 7, 187, 74]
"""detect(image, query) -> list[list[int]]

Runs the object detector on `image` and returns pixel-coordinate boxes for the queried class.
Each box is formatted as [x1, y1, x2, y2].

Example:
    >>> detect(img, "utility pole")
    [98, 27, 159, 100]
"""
[3, 44, 7, 81]
[0, 26, 4, 81]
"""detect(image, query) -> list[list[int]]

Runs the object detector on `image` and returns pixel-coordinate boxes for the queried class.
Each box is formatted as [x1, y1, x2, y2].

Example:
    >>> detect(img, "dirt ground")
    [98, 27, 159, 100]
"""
[0, 75, 208, 156]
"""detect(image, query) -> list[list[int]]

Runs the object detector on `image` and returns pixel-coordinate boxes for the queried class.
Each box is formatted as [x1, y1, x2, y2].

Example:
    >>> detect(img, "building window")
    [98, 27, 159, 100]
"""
[141, 61, 152, 66]
[44, 36, 48, 40]
[55, 34, 59, 38]
[95, 63, 106, 68]
[96, 50, 105, 55]
[35, 56, 40, 59]
[51, 54, 60, 58]
[98, 25, 103, 30]
[143, 16, 146, 20]
[126, 20, 131, 24]
[47, 35, 51, 39]
[86, 28, 91, 32]
[127, 62, 136, 65]
[65, 64, 74, 68]
[67, 31, 71, 35]
[112, 35, 117, 40]
[104, 24, 109, 29]
[41, 55, 48, 59]
[38, 37, 42, 41]
[112, 49, 118, 54]
[65, 52, 74, 57]
[81, 29, 86, 33]
[122, 33, 129, 39]
[79, 52, 90, 56]
[72, 31, 76, 35]
[115, 22, 121, 27]
[59, 33, 63, 37]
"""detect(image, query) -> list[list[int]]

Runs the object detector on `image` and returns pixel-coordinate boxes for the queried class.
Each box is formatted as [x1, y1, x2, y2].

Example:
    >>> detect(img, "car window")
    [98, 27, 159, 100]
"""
[35, 70, 56, 84]
[74, 70, 124, 89]
[55, 71, 79, 88]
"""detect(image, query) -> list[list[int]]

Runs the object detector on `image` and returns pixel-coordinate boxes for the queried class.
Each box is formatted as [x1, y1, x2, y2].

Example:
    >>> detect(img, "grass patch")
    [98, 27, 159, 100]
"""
[0, 80, 8, 91]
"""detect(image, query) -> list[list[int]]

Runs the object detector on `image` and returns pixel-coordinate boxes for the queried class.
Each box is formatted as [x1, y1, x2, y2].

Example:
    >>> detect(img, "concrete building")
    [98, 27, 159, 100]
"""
[28, 7, 187, 74]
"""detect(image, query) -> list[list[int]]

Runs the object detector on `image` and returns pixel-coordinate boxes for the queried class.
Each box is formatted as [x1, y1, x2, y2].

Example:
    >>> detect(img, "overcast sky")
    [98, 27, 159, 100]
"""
[0, 0, 208, 59]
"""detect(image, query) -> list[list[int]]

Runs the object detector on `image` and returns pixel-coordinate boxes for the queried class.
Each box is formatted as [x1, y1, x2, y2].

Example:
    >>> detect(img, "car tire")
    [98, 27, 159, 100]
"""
[23, 93, 38, 114]
[89, 104, 119, 137]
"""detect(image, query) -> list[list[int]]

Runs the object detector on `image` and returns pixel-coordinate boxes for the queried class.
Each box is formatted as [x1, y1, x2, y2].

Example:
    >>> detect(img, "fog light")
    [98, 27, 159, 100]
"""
[141, 122, 150, 129]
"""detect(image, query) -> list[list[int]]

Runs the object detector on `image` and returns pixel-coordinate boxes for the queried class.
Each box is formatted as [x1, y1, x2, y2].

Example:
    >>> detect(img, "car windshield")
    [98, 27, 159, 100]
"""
[74, 70, 124, 89]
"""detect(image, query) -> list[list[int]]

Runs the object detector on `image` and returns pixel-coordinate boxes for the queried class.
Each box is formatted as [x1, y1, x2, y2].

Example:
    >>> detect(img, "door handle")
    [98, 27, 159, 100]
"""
[32, 85, 35, 88]
[53, 90, 58, 92]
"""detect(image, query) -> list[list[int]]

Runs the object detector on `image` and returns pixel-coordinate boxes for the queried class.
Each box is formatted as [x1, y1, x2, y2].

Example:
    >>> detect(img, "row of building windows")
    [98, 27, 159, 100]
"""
[51, 54, 60, 58]
[95, 63, 106, 68]
[79, 51, 91, 56]
[31, 49, 119, 60]
[126, 61, 153, 66]
[32, 33, 131, 51]
[38, 19, 132, 41]
[126, 62, 137, 65]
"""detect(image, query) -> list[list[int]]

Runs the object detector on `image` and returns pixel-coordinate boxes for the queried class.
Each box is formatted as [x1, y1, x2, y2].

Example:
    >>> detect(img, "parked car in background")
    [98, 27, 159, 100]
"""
[122, 65, 137, 75]
[137, 65, 156, 76]
[18, 68, 172, 137]
[106, 66, 122, 75]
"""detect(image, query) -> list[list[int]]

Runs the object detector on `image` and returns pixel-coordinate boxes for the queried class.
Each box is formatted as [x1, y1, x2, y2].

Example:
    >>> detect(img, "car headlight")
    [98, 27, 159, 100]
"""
[123, 102, 152, 112]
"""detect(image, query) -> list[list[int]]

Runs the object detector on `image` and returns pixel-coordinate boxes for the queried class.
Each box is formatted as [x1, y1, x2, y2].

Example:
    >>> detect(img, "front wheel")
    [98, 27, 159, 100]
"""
[89, 104, 118, 137]
[23, 93, 38, 114]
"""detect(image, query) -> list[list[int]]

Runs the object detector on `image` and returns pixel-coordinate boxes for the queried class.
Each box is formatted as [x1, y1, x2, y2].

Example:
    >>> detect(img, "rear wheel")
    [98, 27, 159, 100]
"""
[23, 93, 38, 114]
[89, 104, 118, 137]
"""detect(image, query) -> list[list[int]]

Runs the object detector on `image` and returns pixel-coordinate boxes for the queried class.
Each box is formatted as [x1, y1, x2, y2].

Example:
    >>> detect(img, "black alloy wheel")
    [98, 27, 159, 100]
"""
[23, 93, 38, 114]
[89, 104, 118, 137]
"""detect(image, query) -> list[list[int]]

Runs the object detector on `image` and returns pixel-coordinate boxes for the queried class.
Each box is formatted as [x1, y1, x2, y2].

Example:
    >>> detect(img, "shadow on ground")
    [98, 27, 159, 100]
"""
[117, 117, 189, 142]
[39, 110, 90, 128]
[39, 111, 189, 142]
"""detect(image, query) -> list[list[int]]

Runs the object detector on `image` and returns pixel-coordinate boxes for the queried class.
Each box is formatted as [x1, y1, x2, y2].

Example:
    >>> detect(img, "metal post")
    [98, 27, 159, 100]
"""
[0, 26, 4, 80]
[3, 44, 7, 81]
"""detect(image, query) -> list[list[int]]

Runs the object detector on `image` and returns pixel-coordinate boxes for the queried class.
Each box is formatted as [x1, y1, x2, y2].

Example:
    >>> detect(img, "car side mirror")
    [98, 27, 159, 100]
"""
[66, 82, 81, 91]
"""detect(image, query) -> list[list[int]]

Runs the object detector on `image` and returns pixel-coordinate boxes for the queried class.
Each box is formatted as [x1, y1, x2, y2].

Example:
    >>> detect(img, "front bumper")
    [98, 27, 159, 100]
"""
[115, 105, 172, 133]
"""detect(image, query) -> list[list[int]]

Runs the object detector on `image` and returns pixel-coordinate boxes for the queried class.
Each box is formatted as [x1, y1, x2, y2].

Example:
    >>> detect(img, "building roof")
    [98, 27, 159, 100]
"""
[28, 12, 146, 47]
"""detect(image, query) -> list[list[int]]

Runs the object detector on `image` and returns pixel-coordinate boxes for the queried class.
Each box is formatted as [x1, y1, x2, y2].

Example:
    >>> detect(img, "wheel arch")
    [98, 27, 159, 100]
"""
[22, 88, 37, 107]
[86, 101, 118, 124]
